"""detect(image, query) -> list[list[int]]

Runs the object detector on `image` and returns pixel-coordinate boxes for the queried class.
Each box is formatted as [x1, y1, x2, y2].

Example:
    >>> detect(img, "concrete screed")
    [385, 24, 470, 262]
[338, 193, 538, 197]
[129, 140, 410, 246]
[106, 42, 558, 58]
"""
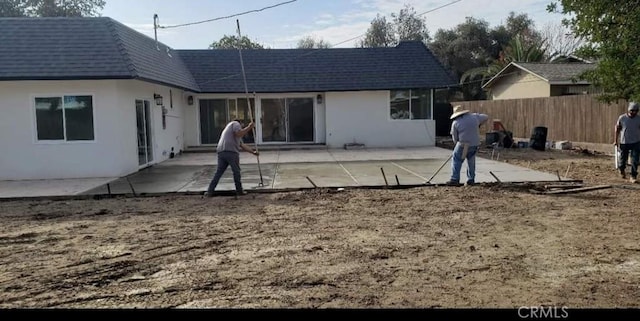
[0, 147, 561, 199]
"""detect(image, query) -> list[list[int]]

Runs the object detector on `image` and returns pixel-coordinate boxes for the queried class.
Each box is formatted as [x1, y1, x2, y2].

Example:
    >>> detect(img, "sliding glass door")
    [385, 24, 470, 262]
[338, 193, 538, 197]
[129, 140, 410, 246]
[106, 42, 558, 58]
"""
[261, 97, 314, 143]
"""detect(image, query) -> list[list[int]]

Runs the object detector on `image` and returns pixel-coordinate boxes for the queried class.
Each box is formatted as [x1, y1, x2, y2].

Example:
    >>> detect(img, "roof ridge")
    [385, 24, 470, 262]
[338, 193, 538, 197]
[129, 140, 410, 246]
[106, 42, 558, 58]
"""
[104, 18, 138, 77]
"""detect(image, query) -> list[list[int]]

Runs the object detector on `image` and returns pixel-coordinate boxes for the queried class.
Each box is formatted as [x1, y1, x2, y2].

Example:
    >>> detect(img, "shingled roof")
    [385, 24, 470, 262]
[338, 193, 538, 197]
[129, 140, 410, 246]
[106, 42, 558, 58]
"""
[0, 17, 456, 93]
[483, 62, 596, 88]
[177, 41, 456, 93]
[0, 17, 200, 91]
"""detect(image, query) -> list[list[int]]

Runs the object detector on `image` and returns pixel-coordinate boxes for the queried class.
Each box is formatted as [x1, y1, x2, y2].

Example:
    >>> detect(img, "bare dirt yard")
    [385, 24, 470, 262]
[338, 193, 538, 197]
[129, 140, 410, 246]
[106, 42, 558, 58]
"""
[1, 146, 639, 309]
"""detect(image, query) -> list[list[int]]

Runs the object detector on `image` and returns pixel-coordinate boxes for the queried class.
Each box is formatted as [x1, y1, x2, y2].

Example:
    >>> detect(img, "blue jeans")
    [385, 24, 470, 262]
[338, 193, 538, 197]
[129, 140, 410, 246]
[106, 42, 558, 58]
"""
[619, 142, 640, 178]
[207, 151, 243, 193]
[450, 143, 479, 183]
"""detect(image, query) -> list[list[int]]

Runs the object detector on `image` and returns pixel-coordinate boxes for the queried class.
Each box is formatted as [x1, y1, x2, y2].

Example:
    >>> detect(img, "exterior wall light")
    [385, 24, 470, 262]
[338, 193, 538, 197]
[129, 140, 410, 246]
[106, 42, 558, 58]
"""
[187, 95, 194, 105]
[317, 94, 323, 104]
[154, 93, 163, 106]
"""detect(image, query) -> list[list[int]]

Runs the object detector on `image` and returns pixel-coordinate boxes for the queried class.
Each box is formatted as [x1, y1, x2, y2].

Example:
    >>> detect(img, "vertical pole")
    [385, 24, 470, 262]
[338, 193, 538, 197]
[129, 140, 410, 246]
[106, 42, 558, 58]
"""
[153, 14, 159, 50]
[236, 19, 264, 186]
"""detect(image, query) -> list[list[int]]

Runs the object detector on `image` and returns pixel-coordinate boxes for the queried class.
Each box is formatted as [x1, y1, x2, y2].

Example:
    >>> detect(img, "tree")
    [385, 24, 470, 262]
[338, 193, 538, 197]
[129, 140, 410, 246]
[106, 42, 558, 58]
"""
[391, 4, 430, 43]
[540, 21, 586, 62]
[0, 0, 27, 17]
[296, 36, 331, 49]
[359, 14, 395, 47]
[209, 35, 265, 50]
[359, 5, 429, 47]
[1, 0, 105, 17]
[548, 0, 640, 102]
[429, 17, 494, 100]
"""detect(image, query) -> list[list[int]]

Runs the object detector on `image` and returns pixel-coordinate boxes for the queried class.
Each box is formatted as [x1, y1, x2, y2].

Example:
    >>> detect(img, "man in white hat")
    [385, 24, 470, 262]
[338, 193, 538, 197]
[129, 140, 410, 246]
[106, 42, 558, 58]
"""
[614, 101, 640, 183]
[446, 105, 489, 185]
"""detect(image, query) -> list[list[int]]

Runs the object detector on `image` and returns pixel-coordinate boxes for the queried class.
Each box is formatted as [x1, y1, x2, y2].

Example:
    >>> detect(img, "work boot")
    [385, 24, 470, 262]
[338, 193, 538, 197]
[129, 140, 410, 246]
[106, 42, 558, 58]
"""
[620, 169, 626, 179]
[631, 177, 637, 184]
[445, 180, 460, 186]
[465, 180, 475, 186]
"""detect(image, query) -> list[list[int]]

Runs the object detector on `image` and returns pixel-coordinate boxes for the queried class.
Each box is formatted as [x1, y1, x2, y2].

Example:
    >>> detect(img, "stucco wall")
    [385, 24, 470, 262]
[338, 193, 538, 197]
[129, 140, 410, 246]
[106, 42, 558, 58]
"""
[0, 80, 186, 180]
[325, 91, 436, 148]
[490, 71, 550, 100]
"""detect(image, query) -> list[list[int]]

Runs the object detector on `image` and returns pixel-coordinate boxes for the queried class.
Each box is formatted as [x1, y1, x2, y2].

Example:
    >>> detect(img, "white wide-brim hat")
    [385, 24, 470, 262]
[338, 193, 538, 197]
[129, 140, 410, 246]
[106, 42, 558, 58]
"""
[450, 105, 470, 119]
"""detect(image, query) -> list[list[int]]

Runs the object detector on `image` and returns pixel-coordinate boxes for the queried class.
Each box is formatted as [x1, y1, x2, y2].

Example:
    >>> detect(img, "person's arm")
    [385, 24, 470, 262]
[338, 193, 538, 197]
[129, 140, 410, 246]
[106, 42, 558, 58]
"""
[615, 121, 622, 147]
[478, 114, 489, 126]
[450, 121, 459, 144]
[240, 142, 259, 156]
[234, 122, 255, 138]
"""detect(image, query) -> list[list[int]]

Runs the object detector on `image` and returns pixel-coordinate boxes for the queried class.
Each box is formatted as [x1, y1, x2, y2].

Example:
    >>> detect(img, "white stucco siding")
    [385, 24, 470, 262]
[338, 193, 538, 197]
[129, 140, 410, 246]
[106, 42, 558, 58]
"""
[0, 79, 186, 180]
[325, 91, 436, 148]
[0, 80, 123, 180]
[115, 80, 187, 169]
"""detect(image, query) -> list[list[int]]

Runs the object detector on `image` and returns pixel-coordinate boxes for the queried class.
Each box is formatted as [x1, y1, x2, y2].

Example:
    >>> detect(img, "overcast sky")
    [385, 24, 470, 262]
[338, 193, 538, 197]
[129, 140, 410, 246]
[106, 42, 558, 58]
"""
[101, 0, 563, 49]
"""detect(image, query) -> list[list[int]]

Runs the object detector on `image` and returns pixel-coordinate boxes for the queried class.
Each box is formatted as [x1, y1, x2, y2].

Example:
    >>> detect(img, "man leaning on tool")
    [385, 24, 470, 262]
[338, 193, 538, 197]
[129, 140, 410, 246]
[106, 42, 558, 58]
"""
[205, 119, 259, 197]
[614, 102, 640, 183]
[446, 105, 489, 186]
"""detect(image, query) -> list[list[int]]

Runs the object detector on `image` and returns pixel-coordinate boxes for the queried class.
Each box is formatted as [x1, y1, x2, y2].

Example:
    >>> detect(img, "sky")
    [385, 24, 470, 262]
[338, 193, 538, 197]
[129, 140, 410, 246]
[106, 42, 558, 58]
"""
[101, 0, 564, 49]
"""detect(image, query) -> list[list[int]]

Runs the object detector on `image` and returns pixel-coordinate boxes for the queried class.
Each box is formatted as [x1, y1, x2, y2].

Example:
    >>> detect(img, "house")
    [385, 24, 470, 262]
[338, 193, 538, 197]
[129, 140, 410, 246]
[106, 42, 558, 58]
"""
[0, 17, 455, 181]
[482, 62, 597, 100]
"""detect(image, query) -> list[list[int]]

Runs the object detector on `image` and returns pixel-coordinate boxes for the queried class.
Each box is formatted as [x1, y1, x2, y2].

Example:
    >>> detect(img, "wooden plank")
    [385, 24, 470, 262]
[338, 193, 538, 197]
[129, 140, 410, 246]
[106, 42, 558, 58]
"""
[543, 185, 611, 195]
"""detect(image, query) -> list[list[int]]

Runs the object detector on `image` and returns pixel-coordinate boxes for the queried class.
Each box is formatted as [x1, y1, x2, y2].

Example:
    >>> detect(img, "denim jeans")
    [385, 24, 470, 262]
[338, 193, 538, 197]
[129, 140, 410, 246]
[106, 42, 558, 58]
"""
[207, 151, 243, 194]
[618, 142, 640, 178]
[450, 143, 479, 183]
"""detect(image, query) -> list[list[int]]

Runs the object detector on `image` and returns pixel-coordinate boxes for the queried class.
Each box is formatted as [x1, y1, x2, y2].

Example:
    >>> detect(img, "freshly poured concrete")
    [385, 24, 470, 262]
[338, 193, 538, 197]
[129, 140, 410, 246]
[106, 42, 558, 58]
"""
[0, 147, 561, 198]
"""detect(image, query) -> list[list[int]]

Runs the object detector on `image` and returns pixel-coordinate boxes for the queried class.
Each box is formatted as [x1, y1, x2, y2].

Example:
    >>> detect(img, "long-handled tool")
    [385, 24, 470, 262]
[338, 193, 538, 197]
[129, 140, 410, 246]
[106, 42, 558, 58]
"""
[426, 154, 453, 184]
[236, 19, 264, 187]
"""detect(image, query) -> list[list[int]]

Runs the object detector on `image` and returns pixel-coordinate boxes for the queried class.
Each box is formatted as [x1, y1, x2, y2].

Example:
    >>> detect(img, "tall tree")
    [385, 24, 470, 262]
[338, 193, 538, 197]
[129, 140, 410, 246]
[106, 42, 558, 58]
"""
[0, 0, 27, 17]
[548, 0, 640, 102]
[360, 5, 429, 47]
[296, 36, 331, 49]
[429, 17, 493, 100]
[391, 4, 430, 43]
[1, 0, 105, 17]
[540, 21, 586, 61]
[209, 35, 265, 50]
[359, 14, 395, 47]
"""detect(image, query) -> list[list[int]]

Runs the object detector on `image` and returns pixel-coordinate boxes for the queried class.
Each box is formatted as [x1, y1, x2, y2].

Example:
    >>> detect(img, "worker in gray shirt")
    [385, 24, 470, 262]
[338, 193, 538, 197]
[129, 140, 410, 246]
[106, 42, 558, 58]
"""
[615, 102, 640, 183]
[446, 105, 489, 185]
[205, 119, 259, 196]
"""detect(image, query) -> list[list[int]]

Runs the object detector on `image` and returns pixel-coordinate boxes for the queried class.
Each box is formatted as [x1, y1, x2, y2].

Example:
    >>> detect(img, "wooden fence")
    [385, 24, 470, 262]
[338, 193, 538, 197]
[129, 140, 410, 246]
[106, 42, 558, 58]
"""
[455, 95, 629, 144]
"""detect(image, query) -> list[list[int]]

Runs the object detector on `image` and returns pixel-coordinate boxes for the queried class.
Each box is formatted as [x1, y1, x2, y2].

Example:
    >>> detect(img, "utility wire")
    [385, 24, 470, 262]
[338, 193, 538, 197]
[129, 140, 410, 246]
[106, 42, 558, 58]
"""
[195, 0, 465, 88]
[159, 0, 298, 29]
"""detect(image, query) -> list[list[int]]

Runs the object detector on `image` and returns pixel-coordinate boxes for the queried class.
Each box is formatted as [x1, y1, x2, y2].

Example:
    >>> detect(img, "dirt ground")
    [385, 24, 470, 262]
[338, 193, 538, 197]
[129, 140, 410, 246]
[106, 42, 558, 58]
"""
[1, 146, 639, 309]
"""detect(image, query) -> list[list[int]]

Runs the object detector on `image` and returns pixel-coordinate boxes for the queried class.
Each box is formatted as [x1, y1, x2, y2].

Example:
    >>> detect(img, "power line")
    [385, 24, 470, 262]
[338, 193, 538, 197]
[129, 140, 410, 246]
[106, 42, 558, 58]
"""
[159, 0, 298, 29]
[194, 0, 465, 88]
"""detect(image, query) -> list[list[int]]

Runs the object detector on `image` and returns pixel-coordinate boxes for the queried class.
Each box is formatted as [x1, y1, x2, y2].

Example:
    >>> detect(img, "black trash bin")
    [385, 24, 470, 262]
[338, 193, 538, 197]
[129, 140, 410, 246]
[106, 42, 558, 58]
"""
[530, 126, 547, 151]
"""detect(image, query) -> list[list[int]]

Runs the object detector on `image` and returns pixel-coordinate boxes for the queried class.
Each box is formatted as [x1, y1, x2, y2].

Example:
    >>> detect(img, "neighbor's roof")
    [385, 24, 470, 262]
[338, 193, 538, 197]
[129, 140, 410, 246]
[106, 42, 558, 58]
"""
[0, 17, 456, 93]
[482, 62, 596, 89]
[177, 41, 457, 93]
[0, 17, 200, 91]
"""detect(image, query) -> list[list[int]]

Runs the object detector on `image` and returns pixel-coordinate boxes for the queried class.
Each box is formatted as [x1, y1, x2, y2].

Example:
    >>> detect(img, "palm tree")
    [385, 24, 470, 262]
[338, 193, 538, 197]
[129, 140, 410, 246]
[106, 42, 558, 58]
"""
[460, 34, 548, 91]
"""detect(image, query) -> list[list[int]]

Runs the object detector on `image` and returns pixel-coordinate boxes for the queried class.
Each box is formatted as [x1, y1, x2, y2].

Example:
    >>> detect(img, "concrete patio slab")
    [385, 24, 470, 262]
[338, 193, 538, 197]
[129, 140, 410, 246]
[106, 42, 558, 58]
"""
[0, 147, 563, 199]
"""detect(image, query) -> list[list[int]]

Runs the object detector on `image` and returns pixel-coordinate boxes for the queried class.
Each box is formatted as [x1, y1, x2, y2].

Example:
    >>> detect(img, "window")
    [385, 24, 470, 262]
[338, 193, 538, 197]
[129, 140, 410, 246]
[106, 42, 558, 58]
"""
[390, 89, 432, 120]
[35, 95, 94, 141]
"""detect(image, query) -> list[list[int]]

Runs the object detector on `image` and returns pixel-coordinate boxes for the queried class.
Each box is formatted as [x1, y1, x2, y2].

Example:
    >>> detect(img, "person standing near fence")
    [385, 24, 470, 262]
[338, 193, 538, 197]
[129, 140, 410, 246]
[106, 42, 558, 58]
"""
[614, 102, 640, 183]
[446, 105, 489, 186]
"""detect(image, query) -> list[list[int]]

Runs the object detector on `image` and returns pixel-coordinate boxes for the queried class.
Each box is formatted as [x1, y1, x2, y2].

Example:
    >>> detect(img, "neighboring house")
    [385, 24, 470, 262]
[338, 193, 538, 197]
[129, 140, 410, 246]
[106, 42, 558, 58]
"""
[482, 62, 597, 100]
[0, 17, 455, 180]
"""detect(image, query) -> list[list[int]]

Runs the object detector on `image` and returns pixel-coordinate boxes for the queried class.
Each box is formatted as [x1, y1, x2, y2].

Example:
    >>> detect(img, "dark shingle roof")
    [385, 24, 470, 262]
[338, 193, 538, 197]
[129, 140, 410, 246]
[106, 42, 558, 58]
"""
[514, 62, 595, 84]
[177, 41, 456, 93]
[0, 17, 200, 91]
[0, 17, 456, 93]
